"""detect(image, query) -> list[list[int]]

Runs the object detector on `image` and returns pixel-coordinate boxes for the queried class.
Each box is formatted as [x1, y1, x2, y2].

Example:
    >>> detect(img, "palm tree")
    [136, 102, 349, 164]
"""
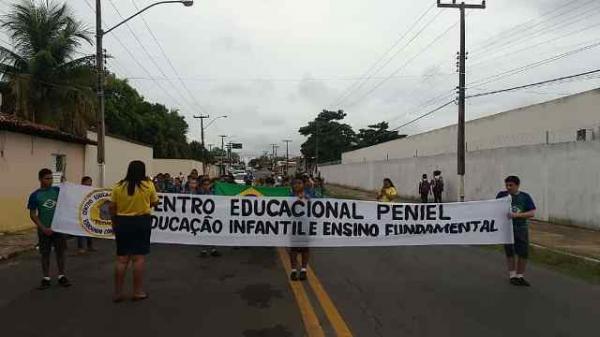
[0, 0, 96, 135]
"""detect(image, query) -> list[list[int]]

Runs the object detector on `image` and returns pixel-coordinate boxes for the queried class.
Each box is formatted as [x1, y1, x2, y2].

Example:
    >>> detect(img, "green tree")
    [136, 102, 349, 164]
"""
[299, 110, 356, 164]
[355, 122, 405, 149]
[0, 0, 95, 135]
[104, 75, 190, 159]
[189, 140, 213, 163]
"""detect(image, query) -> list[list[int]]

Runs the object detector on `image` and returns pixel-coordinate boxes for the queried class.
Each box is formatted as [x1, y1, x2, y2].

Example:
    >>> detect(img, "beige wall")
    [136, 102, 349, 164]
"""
[152, 159, 206, 178]
[85, 131, 154, 188]
[0, 131, 85, 232]
[342, 88, 600, 163]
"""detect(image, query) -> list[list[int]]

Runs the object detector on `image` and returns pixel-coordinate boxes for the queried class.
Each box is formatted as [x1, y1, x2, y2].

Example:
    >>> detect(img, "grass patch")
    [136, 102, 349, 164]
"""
[479, 245, 600, 284]
[528, 246, 600, 284]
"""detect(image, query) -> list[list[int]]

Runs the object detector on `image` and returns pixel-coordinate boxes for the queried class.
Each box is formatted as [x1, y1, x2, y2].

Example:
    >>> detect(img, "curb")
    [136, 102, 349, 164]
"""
[531, 243, 600, 264]
[0, 247, 36, 262]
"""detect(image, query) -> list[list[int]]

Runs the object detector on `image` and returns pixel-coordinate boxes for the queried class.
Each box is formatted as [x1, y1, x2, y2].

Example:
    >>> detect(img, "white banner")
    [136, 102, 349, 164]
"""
[52, 183, 514, 247]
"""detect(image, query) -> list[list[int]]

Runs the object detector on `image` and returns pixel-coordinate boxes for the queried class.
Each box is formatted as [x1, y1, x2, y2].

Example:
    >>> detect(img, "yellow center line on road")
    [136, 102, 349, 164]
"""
[307, 266, 354, 337]
[276, 248, 325, 337]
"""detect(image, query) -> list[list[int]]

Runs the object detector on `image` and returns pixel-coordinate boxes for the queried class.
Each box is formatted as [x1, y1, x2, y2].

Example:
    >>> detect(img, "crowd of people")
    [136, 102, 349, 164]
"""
[26, 162, 535, 301]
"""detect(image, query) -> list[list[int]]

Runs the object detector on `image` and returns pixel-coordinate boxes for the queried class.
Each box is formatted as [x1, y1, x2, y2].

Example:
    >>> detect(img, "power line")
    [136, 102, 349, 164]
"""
[469, 0, 583, 52]
[81, 0, 187, 110]
[335, 10, 445, 108]
[471, 0, 595, 55]
[122, 72, 454, 83]
[391, 100, 455, 131]
[328, 3, 436, 108]
[391, 68, 600, 132]
[385, 89, 456, 126]
[468, 38, 600, 88]
[130, 0, 208, 114]
[466, 68, 600, 99]
[106, 0, 192, 111]
[343, 20, 458, 108]
[469, 3, 600, 69]
[469, 16, 600, 71]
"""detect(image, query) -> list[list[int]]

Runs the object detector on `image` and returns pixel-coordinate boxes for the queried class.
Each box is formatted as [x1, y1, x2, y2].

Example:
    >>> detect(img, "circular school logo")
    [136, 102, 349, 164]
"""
[79, 189, 113, 237]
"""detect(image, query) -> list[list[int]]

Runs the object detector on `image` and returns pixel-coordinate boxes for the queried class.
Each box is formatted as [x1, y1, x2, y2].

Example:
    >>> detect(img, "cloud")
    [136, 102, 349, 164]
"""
[210, 80, 274, 96]
[210, 35, 252, 53]
[295, 76, 337, 106]
[67, 0, 600, 158]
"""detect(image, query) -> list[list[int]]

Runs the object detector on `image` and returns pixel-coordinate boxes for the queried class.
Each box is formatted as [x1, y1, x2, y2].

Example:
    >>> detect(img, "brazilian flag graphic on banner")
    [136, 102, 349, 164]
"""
[213, 182, 290, 197]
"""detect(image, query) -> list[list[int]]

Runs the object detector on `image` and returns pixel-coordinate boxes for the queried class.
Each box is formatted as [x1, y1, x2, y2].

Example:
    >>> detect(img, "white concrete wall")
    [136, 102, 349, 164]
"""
[343, 88, 600, 163]
[0, 131, 85, 232]
[85, 132, 154, 187]
[321, 140, 600, 230]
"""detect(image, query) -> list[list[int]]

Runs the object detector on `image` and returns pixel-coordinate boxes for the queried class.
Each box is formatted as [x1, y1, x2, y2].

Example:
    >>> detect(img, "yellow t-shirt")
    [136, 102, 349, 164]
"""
[111, 180, 158, 216]
[379, 187, 398, 202]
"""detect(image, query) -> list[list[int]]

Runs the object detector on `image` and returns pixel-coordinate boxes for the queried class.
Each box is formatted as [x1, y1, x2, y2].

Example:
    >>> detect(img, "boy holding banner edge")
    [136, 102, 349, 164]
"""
[28, 168, 71, 289]
[496, 176, 536, 287]
[289, 175, 311, 281]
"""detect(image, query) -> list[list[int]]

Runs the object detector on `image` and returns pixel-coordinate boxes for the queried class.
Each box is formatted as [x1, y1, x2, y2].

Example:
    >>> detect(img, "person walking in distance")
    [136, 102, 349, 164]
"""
[196, 178, 221, 258]
[289, 175, 311, 281]
[418, 174, 431, 203]
[109, 161, 159, 302]
[77, 176, 96, 254]
[431, 170, 444, 203]
[377, 178, 397, 202]
[496, 176, 536, 287]
[28, 168, 71, 289]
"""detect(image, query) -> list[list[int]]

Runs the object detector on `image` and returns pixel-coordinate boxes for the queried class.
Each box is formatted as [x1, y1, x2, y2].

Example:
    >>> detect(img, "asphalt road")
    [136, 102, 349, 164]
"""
[0, 241, 303, 337]
[0, 240, 599, 337]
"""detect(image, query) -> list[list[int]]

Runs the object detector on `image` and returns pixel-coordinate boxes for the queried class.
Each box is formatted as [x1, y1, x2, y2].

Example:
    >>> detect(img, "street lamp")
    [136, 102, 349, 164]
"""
[193, 114, 227, 175]
[205, 115, 228, 129]
[96, 0, 194, 187]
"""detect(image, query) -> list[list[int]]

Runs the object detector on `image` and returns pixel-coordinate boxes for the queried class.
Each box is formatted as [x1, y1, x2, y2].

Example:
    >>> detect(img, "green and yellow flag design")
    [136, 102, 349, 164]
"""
[213, 182, 290, 197]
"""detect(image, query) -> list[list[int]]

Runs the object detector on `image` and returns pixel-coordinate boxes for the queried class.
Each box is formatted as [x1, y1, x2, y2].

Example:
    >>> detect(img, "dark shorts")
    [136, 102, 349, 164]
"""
[113, 215, 152, 256]
[290, 247, 310, 253]
[504, 226, 529, 258]
[37, 231, 66, 256]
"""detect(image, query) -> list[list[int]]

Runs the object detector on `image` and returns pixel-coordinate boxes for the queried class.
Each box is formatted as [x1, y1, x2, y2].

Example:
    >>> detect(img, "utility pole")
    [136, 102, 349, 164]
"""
[95, 0, 106, 187]
[437, 0, 485, 202]
[94, 0, 194, 187]
[270, 144, 279, 172]
[314, 120, 319, 176]
[282, 140, 292, 176]
[208, 144, 214, 151]
[193, 115, 210, 147]
[219, 135, 227, 175]
[193, 114, 210, 175]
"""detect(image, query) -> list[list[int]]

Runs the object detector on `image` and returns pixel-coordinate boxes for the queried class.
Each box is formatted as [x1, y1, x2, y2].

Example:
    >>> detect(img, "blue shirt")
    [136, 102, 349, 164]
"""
[496, 191, 536, 227]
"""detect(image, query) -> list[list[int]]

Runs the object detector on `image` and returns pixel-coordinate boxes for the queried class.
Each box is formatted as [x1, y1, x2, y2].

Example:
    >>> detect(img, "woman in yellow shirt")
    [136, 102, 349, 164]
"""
[109, 160, 158, 302]
[377, 178, 398, 202]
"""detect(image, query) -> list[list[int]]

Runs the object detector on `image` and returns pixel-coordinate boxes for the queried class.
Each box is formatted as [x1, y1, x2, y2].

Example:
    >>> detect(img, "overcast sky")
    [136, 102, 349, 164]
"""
[2, 0, 600, 159]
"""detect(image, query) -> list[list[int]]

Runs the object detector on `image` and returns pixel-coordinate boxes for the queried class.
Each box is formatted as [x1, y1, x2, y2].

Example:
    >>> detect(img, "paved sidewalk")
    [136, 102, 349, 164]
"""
[0, 229, 37, 261]
[325, 184, 600, 261]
